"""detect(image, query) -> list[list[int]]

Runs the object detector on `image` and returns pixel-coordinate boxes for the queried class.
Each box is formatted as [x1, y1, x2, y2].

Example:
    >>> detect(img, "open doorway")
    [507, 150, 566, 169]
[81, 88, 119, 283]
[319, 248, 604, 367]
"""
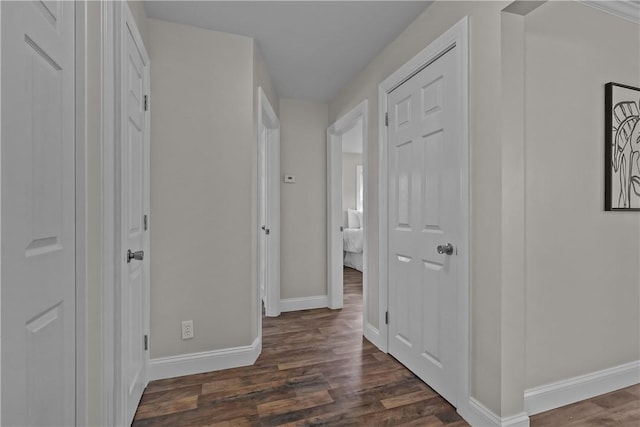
[257, 87, 281, 319]
[341, 122, 364, 273]
[327, 100, 368, 316]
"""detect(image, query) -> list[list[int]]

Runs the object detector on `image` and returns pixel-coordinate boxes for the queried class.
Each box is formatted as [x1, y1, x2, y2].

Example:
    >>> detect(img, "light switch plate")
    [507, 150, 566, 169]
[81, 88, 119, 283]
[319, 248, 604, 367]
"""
[283, 174, 295, 183]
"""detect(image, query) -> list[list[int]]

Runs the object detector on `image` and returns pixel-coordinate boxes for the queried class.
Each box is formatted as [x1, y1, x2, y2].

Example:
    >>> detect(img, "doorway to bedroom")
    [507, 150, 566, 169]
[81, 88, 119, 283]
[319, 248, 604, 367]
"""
[327, 100, 368, 326]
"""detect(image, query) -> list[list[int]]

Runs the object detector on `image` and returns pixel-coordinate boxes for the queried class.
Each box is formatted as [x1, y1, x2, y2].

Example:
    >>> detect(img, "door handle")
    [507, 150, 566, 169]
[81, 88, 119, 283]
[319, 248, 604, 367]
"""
[437, 243, 454, 255]
[127, 249, 144, 263]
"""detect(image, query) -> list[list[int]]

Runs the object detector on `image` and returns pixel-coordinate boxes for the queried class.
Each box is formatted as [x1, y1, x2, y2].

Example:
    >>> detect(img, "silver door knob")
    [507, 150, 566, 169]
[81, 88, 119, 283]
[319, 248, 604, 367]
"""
[127, 249, 144, 263]
[437, 243, 454, 255]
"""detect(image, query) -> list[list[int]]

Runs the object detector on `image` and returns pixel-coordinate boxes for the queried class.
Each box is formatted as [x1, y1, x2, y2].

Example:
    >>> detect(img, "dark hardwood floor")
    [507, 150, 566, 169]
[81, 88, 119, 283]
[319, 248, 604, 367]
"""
[133, 267, 465, 426]
[133, 267, 640, 426]
[529, 383, 640, 426]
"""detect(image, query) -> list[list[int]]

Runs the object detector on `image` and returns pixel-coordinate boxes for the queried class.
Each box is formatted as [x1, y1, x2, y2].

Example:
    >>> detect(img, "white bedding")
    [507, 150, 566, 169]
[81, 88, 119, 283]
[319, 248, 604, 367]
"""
[344, 251, 363, 272]
[343, 227, 363, 272]
[343, 227, 363, 253]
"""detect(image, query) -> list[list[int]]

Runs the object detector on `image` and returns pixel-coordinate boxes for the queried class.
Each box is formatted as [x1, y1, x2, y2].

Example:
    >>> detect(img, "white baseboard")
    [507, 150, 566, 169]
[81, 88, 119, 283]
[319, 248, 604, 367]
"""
[459, 398, 529, 427]
[501, 412, 531, 427]
[525, 360, 640, 416]
[148, 337, 261, 381]
[280, 295, 328, 312]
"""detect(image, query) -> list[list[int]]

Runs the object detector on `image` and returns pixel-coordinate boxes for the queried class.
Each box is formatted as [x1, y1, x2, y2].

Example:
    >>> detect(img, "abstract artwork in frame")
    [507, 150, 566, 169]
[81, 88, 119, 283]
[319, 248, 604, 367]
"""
[605, 82, 640, 211]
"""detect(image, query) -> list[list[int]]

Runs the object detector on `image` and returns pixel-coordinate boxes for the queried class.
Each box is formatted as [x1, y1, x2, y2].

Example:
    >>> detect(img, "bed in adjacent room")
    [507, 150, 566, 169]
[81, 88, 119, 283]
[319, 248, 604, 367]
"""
[343, 209, 363, 272]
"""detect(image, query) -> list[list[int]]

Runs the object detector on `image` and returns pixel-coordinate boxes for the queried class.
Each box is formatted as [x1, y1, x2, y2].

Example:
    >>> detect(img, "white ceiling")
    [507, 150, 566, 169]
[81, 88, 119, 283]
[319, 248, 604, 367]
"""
[143, 1, 432, 103]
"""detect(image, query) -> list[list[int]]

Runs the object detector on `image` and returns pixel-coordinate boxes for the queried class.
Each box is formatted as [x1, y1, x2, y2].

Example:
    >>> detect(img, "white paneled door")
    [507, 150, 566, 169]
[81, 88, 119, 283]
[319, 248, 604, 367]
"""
[1, 1, 76, 425]
[387, 47, 460, 405]
[121, 10, 150, 425]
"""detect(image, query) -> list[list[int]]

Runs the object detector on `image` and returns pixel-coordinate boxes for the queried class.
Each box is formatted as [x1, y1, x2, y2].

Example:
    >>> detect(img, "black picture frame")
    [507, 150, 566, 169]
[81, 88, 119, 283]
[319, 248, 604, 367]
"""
[605, 82, 640, 211]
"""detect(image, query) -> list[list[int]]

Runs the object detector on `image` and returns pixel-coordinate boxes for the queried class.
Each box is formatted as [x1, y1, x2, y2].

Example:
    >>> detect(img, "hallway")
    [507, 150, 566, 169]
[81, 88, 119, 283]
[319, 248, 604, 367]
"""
[131, 267, 640, 426]
[132, 267, 465, 426]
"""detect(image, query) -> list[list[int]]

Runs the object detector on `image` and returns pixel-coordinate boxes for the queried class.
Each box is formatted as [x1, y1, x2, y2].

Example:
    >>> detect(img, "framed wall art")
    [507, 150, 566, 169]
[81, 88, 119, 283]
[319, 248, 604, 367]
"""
[605, 82, 640, 211]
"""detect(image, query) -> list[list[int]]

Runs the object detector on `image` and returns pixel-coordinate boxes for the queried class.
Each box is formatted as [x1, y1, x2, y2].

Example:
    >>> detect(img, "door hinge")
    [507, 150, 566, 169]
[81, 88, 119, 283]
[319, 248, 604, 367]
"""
[385, 311, 389, 325]
[143, 214, 148, 231]
[144, 95, 149, 111]
[385, 112, 389, 127]
[144, 335, 149, 351]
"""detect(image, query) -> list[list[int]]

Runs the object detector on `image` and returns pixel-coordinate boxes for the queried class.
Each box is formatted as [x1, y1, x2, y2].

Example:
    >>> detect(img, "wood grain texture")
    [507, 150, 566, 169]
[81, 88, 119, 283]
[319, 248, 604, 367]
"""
[133, 267, 639, 426]
[530, 384, 640, 427]
[133, 268, 464, 426]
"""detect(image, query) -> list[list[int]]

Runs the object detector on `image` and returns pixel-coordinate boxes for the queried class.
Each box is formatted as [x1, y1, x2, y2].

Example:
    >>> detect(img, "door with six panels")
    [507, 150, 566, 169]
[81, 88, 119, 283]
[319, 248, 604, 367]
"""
[387, 47, 461, 405]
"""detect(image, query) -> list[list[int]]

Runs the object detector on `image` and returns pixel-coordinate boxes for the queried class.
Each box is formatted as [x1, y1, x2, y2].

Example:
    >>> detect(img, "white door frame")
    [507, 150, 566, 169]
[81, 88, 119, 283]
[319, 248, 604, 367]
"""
[326, 100, 368, 312]
[101, 2, 151, 425]
[257, 87, 280, 321]
[0, 1, 88, 424]
[378, 17, 470, 413]
[75, 2, 88, 425]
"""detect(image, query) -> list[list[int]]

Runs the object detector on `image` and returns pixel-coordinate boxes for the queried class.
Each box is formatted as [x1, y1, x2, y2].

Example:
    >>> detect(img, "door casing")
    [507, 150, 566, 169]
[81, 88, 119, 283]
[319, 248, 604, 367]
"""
[378, 16, 470, 415]
[101, 2, 151, 425]
[326, 100, 368, 313]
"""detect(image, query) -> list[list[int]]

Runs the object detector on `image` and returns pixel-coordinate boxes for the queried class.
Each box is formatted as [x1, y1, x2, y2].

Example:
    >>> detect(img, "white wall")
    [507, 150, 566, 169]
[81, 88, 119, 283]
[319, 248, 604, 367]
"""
[329, 1, 506, 414]
[280, 99, 329, 299]
[524, 1, 640, 388]
[148, 19, 255, 357]
[342, 152, 362, 226]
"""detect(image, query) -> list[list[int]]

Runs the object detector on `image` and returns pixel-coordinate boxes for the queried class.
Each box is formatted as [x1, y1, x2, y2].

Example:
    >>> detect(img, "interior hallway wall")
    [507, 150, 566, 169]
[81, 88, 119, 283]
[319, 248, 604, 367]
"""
[148, 18, 255, 358]
[524, 1, 640, 389]
[280, 99, 329, 300]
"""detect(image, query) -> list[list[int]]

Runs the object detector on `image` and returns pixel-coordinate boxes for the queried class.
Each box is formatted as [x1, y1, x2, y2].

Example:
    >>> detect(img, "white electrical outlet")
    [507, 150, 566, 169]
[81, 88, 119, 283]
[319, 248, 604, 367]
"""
[181, 320, 194, 340]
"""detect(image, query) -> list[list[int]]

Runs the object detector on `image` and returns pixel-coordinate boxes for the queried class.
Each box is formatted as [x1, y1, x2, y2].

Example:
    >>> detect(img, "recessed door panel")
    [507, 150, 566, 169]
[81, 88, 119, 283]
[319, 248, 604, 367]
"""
[26, 304, 65, 426]
[395, 94, 412, 130]
[395, 140, 413, 229]
[128, 266, 144, 394]
[422, 130, 443, 232]
[26, 35, 64, 256]
[421, 261, 442, 367]
[393, 254, 413, 347]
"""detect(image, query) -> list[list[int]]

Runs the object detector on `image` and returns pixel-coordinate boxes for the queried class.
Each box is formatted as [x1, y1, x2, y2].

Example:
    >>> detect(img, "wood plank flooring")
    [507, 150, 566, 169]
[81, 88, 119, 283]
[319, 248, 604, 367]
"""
[133, 267, 640, 426]
[133, 267, 465, 426]
[529, 383, 640, 427]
